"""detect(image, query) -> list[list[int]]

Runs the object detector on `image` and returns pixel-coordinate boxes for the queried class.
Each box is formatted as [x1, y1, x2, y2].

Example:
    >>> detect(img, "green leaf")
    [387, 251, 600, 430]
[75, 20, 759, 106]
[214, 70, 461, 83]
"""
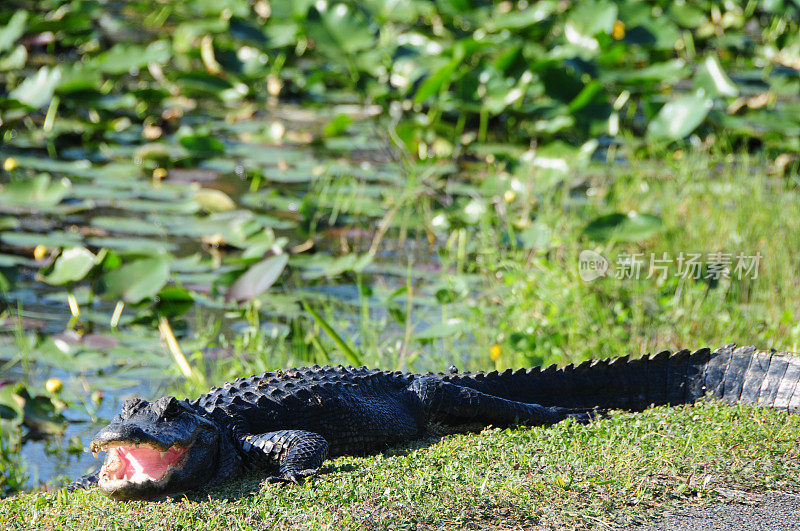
[305, 5, 375, 57]
[303, 301, 362, 366]
[567, 0, 617, 36]
[668, 3, 708, 28]
[0, 45, 26, 71]
[646, 92, 712, 141]
[194, 188, 236, 212]
[0, 385, 22, 421]
[323, 114, 354, 137]
[414, 59, 459, 104]
[489, 1, 556, 30]
[295, 253, 369, 279]
[695, 56, 738, 98]
[611, 59, 689, 85]
[564, 0, 617, 56]
[413, 320, 464, 342]
[1, 231, 82, 250]
[179, 134, 226, 155]
[0, 174, 71, 206]
[173, 72, 234, 98]
[91, 216, 168, 237]
[56, 63, 103, 93]
[362, 0, 420, 22]
[103, 256, 170, 303]
[154, 287, 194, 318]
[226, 254, 289, 302]
[0, 10, 27, 53]
[9, 66, 61, 109]
[39, 247, 97, 285]
[15, 387, 64, 436]
[94, 41, 171, 75]
[568, 80, 604, 112]
[583, 212, 663, 242]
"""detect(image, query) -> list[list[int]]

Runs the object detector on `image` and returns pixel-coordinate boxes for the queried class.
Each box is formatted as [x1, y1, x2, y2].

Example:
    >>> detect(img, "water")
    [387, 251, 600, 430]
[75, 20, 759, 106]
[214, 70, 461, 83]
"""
[0, 106, 471, 489]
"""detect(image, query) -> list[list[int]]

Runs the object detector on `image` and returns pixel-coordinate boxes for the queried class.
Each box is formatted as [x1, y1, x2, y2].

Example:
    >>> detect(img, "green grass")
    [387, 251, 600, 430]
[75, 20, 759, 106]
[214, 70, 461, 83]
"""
[0, 436, 25, 499]
[465, 152, 800, 369]
[2, 401, 799, 529]
[189, 150, 800, 384]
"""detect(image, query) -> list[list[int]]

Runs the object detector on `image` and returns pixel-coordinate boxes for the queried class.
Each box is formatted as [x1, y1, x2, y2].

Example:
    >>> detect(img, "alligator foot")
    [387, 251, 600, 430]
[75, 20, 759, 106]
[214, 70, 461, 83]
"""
[67, 472, 99, 492]
[264, 469, 319, 485]
[548, 406, 605, 425]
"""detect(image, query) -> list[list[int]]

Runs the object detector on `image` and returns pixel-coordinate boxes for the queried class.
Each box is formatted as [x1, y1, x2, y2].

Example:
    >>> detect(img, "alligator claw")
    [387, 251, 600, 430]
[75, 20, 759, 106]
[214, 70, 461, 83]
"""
[265, 475, 294, 485]
[265, 469, 318, 486]
[67, 472, 99, 492]
[565, 412, 594, 425]
[546, 406, 604, 425]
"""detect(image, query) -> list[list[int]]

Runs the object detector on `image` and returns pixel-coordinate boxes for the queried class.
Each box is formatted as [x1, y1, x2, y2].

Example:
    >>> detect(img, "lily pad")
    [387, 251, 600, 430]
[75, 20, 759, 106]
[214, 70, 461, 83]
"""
[102, 256, 170, 303]
[305, 4, 375, 58]
[194, 188, 237, 212]
[39, 247, 97, 285]
[154, 286, 195, 318]
[226, 253, 289, 302]
[0, 10, 27, 53]
[695, 56, 738, 98]
[646, 91, 713, 141]
[1, 231, 83, 249]
[412, 320, 464, 342]
[9, 66, 61, 109]
[0, 173, 72, 208]
[94, 41, 171, 75]
[0, 174, 71, 207]
[583, 212, 663, 242]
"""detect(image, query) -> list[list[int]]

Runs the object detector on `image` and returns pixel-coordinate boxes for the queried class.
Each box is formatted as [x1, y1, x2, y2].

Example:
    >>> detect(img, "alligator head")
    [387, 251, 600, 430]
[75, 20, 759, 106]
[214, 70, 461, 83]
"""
[90, 395, 221, 500]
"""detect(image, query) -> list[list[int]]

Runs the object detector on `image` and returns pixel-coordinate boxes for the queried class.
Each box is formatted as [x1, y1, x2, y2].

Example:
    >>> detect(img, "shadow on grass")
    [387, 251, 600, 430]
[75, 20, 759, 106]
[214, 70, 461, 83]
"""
[182, 436, 448, 503]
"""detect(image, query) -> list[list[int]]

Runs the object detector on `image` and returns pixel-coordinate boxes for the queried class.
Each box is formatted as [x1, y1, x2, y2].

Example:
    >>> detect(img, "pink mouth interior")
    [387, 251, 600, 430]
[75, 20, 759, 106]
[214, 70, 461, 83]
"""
[103, 445, 188, 483]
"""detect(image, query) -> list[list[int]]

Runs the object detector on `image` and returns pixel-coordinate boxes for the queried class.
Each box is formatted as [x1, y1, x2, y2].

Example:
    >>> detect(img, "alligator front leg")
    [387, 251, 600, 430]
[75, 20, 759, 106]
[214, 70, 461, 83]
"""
[239, 430, 329, 484]
[410, 377, 595, 430]
[67, 471, 99, 491]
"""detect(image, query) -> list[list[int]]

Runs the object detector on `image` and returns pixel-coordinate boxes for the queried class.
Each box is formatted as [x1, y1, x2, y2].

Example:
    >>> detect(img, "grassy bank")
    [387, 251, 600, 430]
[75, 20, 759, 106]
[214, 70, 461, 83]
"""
[2, 0, 800, 512]
[2, 401, 799, 530]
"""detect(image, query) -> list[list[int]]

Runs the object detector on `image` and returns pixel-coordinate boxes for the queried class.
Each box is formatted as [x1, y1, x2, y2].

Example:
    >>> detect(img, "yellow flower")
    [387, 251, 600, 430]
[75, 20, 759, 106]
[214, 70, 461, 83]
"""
[503, 190, 516, 203]
[152, 167, 168, 181]
[46, 378, 63, 393]
[490, 344, 502, 362]
[612, 20, 625, 40]
[3, 157, 18, 171]
[33, 244, 47, 261]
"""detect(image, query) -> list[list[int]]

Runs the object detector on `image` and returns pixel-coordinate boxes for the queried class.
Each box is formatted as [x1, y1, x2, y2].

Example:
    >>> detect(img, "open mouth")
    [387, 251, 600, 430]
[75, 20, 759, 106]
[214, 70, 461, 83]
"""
[95, 443, 190, 485]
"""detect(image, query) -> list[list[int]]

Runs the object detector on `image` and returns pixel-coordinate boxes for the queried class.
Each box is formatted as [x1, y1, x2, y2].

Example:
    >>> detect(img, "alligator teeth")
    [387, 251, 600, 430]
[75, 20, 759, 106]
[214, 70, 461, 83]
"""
[160, 450, 167, 459]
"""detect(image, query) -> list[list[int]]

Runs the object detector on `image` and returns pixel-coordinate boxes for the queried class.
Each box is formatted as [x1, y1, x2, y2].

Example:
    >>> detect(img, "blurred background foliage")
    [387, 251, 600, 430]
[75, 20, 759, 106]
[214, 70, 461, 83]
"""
[2, 0, 800, 152]
[1, 0, 800, 494]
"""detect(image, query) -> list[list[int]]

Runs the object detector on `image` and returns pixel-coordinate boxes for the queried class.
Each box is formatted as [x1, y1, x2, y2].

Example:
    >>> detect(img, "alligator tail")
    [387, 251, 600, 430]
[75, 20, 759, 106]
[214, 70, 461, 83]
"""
[443, 344, 800, 412]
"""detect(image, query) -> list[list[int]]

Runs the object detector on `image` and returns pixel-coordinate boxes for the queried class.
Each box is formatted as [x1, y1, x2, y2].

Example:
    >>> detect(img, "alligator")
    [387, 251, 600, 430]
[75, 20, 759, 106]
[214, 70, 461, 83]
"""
[68, 344, 800, 500]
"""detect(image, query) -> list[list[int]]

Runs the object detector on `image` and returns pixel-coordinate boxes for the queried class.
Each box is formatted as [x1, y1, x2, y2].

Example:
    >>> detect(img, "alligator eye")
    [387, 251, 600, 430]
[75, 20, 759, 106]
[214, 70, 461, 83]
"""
[154, 396, 183, 417]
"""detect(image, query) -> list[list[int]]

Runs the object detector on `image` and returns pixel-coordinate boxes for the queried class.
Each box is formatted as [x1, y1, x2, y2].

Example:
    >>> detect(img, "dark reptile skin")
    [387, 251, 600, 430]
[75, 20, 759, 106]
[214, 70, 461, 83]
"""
[70, 344, 800, 499]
